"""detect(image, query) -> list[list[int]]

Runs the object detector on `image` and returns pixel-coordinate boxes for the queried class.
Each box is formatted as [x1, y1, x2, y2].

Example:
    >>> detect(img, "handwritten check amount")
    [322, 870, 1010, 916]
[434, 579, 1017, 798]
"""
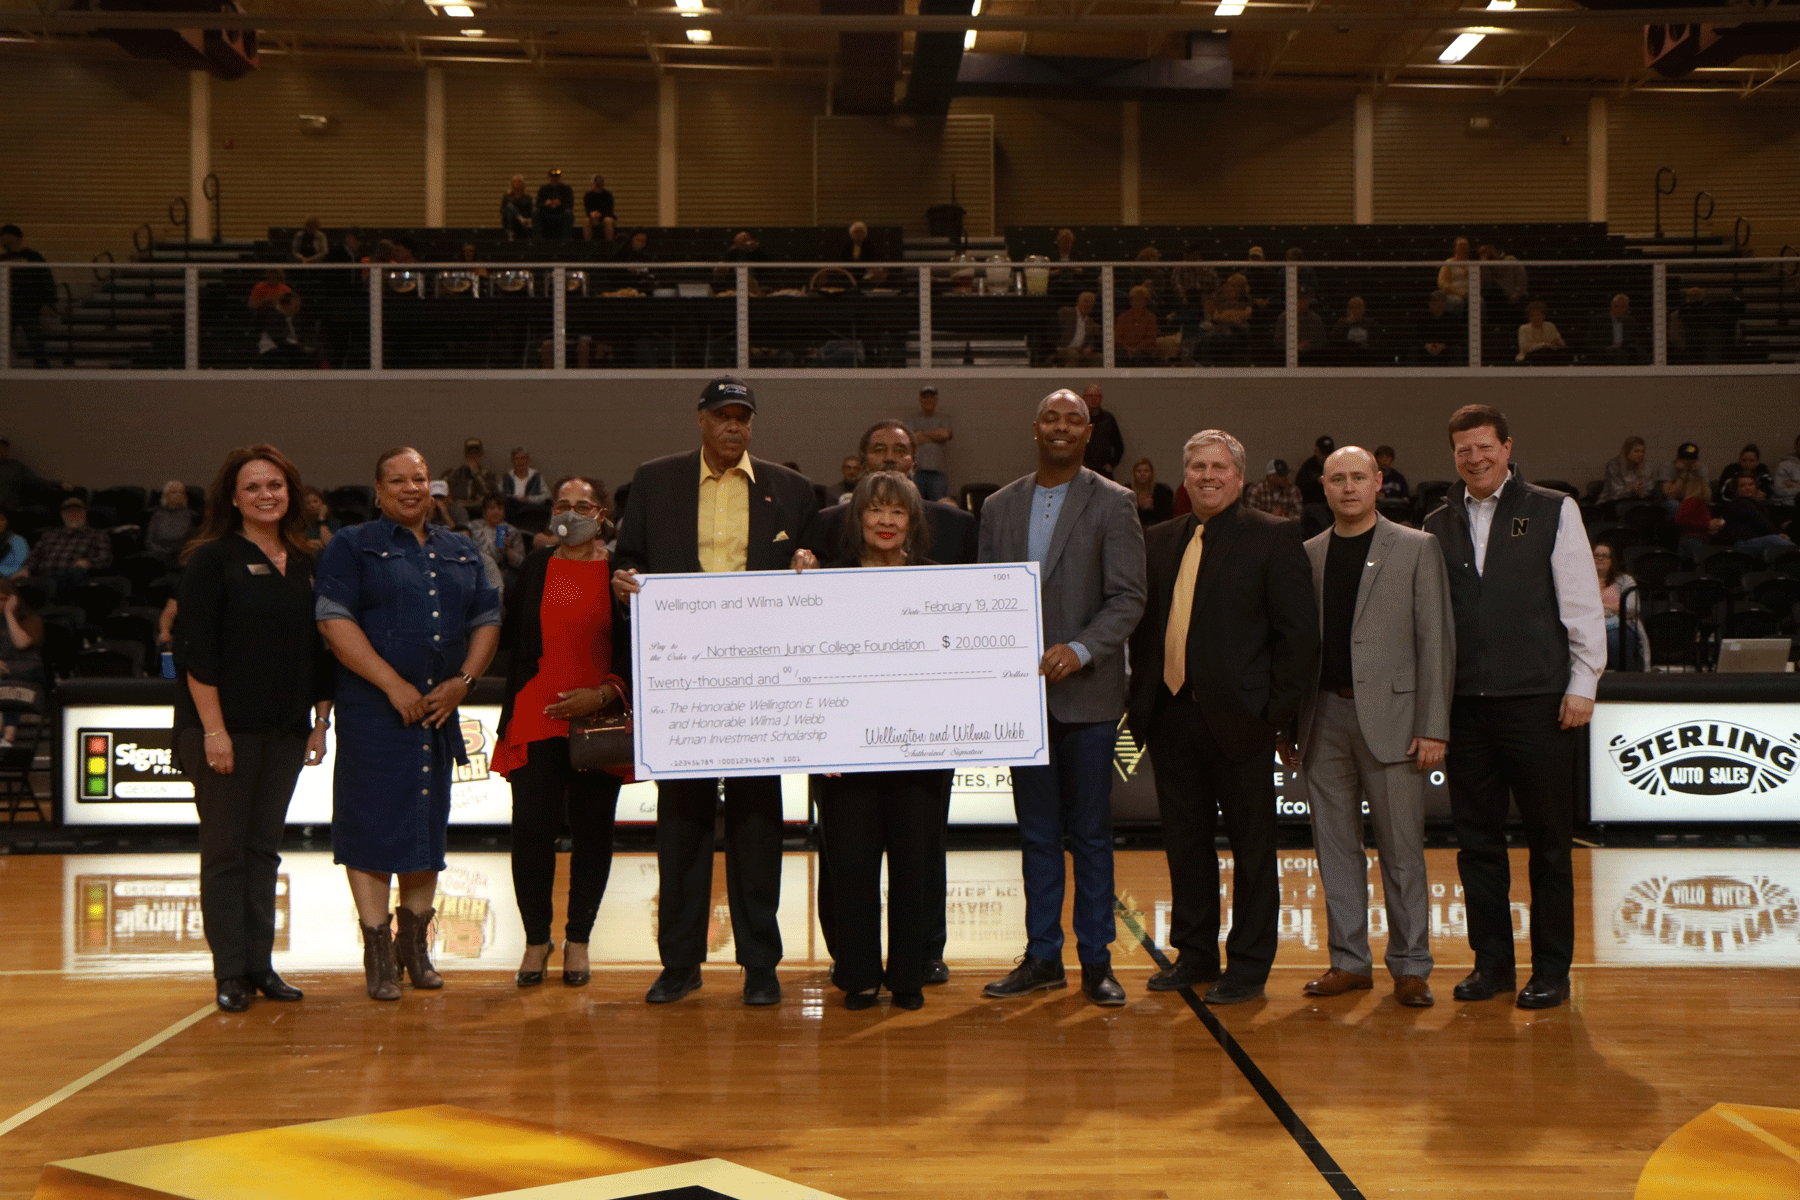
[630, 562, 1050, 780]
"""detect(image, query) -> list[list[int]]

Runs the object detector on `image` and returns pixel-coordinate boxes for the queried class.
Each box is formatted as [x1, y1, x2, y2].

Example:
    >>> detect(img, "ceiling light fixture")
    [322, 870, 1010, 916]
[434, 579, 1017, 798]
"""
[964, 0, 981, 51]
[674, 0, 710, 43]
[1438, 0, 1513, 63]
[441, 4, 475, 16]
[1213, 1, 1245, 16]
[461, 28, 485, 36]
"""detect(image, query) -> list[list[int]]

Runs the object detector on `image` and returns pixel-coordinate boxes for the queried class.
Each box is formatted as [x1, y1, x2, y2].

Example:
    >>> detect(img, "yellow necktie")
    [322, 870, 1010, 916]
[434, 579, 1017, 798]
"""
[1162, 523, 1205, 696]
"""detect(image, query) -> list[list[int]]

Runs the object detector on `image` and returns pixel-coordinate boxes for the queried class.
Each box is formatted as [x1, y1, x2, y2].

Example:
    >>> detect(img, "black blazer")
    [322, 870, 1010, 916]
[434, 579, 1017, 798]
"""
[497, 547, 631, 740]
[613, 448, 820, 577]
[802, 497, 977, 565]
[1126, 502, 1319, 759]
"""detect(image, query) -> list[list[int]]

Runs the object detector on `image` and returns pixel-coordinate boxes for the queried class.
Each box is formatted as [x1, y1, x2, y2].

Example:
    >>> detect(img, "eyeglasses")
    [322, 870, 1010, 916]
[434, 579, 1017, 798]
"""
[551, 502, 602, 516]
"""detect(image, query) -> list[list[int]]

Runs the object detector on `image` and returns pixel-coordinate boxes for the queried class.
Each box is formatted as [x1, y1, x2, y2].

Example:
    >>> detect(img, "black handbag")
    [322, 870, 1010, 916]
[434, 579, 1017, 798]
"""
[568, 698, 633, 773]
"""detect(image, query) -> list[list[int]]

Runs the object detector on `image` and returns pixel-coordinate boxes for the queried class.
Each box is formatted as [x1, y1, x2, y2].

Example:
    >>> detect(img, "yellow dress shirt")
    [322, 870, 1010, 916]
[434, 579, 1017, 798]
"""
[698, 453, 755, 573]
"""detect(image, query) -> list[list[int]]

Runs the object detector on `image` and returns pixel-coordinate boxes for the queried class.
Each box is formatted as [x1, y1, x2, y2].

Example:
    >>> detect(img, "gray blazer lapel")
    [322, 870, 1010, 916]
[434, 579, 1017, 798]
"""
[1352, 517, 1399, 628]
[1043, 471, 1096, 579]
[1306, 533, 1328, 634]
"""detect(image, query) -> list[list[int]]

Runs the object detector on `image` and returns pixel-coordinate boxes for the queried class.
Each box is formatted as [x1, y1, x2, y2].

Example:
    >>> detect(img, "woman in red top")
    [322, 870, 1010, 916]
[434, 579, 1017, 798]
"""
[494, 476, 628, 987]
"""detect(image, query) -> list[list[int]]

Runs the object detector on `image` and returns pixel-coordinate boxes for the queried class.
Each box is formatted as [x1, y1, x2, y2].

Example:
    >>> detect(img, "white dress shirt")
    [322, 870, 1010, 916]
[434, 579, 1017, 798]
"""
[1464, 476, 1606, 700]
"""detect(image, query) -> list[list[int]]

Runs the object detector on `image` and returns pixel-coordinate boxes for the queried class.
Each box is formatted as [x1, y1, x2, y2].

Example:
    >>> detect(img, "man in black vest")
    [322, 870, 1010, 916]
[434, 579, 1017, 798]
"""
[1423, 405, 1605, 1010]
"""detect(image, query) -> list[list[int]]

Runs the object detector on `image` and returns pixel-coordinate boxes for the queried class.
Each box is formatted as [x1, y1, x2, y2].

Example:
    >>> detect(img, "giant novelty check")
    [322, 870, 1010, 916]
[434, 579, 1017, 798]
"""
[631, 563, 1050, 780]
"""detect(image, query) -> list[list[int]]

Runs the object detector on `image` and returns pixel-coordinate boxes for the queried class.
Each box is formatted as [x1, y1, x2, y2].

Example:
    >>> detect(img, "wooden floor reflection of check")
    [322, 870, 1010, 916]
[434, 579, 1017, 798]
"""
[1, 846, 1797, 1199]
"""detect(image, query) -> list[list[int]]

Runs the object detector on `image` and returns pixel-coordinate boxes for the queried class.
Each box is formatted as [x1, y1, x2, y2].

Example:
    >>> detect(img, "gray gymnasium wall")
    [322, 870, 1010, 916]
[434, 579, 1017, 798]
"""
[2, 372, 1794, 500]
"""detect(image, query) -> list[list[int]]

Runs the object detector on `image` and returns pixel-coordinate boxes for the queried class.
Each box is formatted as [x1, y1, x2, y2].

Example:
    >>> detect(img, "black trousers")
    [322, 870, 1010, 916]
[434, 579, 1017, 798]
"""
[177, 727, 306, 981]
[816, 772, 951, 963]
[1147, 693, 1280, 986]
[508, 737, 623, 946]
[1447, 693, 1577, 979]
[820, 770, 947, 994]
[656, 775, 784, 969]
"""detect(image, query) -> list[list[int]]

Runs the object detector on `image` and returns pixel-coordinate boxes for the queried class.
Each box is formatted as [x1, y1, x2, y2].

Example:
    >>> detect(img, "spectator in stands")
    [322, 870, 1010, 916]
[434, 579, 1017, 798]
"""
[248, 268, 293, 313]
[721, 231, 766, 263]
[145, 480, 198, 565]
[327, 230, 364, 266]
[1082, 385, 1125, 481]
[1278, 288, 1325, 362]
[256, 291, 311, 368]
[467, 494, 524, 595]
[840, 221, 872, 266]
[1716, 443, 1775, 502]
[1284, 247, 1321, 303]
[0, 510, 25, 578]
[1245, 459, 1303, 521]
[1130, 246, 1168, 308]
[583, 175, 615, 243]
[301, 486, 339, 548]
[0, 224, 55, 369]
[1171, 245, 1217, 306]
[536, 169, 574, 240]
[1129, 458, 1173, 528]
[1374, 446, 1409, 500]
[1587, 294, 1645, 365]
[0, 578, 45, 748]
[908, 386, 953, 502]
[837, 455, 861, 496]
[1412, 290, 1464, 364]
[442, 438, 501, 517]
[1436, 238, 1471, 309]
[17, 496, 110, 596]
[0, 435, 62, 511]
[500, 175, 534, 240]
[1332, 296, 1380, 365]
[1592, 544, 1646, 671]
[1204, 273, 1254, 362]
[1053, 227, 1077, 263]
[1116, 285, 1161, 365]
[1668, 470, 1716, 561]
[1662, 442, 1706, 506]
[1599, 436, 1656, 503]
[614, 229, 653, 265]
[1296, 435, 1332, 507]
[1516, 300, 1570, 365]
[1054, 291, 1101, 367]
[505, 447, 548, 505]
[1243, 246, 1278, 327]
[1719, 473, 1793, 556]
[1478, 242, 1529, 310]
[291, 217, 329, 264]
[1774, 434, 1800, 503]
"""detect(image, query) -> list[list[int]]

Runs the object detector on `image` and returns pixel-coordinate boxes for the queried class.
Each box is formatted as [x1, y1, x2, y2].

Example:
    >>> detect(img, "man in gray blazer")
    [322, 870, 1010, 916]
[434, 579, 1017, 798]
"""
[1288, 446, 1454, 1008]
[977, 389, 1147, 1006]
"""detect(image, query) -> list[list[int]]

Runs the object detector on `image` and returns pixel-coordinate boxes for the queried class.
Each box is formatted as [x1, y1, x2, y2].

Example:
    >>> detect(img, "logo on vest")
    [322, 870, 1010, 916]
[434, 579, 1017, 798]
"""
[1511, 517, 1529, 536]
[1608, 721, 1800, 796]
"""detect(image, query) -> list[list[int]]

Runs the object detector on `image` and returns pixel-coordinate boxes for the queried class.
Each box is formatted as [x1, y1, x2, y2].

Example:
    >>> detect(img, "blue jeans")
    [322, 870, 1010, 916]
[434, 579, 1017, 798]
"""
[1009, 718, 1117, 965]
[914, 469, 949, 502]
[1735, 534, 1794, 558]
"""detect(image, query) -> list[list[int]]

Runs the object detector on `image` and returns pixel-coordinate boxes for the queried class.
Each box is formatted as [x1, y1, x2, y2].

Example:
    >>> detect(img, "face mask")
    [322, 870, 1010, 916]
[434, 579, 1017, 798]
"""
[553, 510, 598, 547]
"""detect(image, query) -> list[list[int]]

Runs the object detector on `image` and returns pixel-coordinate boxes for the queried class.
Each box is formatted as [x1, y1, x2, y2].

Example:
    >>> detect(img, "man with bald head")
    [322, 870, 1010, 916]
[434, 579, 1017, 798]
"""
[978, 389, 1146, 1006]
[1286, 446, 1454, 1008]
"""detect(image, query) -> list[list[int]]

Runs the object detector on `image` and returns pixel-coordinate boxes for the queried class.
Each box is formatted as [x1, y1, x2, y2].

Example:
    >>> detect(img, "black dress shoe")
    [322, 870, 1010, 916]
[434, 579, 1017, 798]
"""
[1146, 955, 1220, 993]
[645, 966, 703, 1004]
[1081, 963, 1126, 1007]
[891, 990, 924, 1011]
[516, 942, 555, 988]
[1452, 968, 1517, 1002]
[1202, 978, 1266, 1006]
[1515, 975, 1570, 1010]
[743, 967, 782, 1006]
[982, 954, 1066, 998]
[215, 978, 252, 1013]
[922, 959, 950, 986]
[243, 970, 303, 1001]
[844, 988, 880, 1011]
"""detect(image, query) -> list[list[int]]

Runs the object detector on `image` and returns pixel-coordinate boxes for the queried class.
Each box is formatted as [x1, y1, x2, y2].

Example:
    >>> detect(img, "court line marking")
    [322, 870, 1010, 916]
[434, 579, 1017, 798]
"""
[1715, 1109, 1800, 1168]
[0, 1003, 215, 1139]
[1115, 898, 1367, 1200]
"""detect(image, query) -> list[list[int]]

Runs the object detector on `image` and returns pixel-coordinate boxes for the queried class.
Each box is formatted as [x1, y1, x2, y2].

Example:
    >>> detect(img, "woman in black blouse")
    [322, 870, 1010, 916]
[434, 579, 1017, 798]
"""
[173, 444, 333, 1013]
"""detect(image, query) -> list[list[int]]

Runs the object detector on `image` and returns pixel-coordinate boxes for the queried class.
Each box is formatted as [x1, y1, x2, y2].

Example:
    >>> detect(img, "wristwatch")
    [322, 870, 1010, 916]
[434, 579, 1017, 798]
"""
[458, 672, 476, 688]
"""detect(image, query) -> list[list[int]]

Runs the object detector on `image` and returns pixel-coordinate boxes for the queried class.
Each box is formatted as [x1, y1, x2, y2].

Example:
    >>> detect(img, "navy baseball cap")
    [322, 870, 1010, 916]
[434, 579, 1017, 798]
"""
[698, 376, 755, 414]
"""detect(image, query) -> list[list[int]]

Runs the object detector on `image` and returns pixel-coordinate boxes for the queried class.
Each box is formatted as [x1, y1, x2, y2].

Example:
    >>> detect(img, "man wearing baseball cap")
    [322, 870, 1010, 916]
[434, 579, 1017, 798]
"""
[612, 376, 820, 1007]
[907, 386, 953, 501]
[17, 494, 112, 598]
[1296, 434, 1335, 535]
[536, 168, 574, 241]
[440, 437, 499, 522]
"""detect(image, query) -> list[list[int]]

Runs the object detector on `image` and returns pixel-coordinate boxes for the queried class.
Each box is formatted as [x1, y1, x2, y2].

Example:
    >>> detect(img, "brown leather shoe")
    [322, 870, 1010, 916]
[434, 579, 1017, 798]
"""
[393, 907, 444, 989]
[1393, 975, 1435, 1007]
[1302, 967, 1374, 997]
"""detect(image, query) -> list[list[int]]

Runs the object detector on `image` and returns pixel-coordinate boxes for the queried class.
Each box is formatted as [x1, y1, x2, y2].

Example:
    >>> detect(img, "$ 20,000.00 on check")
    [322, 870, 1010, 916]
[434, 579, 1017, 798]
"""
[630, 563, 1050, 780]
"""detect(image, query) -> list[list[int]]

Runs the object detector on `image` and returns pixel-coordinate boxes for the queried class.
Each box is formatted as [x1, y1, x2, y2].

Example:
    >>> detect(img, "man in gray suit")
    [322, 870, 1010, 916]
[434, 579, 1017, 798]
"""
[977, 389, 1147, 1006]
[1286, 446, 1454, 1009]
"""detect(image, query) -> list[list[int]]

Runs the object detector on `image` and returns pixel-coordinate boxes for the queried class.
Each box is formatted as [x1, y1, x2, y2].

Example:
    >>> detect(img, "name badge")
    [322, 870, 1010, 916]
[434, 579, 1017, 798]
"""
[1511, 518, 1530, 537]
[247, 563, 271, 575]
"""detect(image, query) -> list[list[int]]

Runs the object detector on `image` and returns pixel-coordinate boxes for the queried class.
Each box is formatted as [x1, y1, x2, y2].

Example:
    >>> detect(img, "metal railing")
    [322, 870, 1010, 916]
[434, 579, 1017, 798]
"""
[5, 256, 1799, 374]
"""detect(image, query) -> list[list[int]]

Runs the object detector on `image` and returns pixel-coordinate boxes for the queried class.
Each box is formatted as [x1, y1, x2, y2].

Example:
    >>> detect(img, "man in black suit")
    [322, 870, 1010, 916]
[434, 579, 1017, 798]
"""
[1127, 429, 1318, 1004]
[611, 376, 820, 1007]
[796, 417, 977, 986]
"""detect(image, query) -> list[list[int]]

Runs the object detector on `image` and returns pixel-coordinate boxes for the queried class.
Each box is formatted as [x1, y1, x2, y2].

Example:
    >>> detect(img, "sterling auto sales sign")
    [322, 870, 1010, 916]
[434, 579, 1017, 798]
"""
[1591, 701, 1800, 822]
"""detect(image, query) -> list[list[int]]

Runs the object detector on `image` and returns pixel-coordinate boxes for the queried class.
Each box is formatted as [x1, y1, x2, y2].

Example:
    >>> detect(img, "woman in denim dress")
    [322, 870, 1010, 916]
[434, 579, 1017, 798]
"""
[316, 447, 501, 1000]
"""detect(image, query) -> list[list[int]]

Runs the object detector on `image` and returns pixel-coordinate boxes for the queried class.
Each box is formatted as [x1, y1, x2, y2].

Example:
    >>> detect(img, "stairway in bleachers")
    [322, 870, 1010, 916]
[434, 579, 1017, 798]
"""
[36, 238, 256, 369]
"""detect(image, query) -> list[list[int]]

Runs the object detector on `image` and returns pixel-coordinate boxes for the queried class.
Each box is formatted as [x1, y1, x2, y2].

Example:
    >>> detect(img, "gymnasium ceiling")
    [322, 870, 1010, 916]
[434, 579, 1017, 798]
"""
[2, 0, 1798, 98]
